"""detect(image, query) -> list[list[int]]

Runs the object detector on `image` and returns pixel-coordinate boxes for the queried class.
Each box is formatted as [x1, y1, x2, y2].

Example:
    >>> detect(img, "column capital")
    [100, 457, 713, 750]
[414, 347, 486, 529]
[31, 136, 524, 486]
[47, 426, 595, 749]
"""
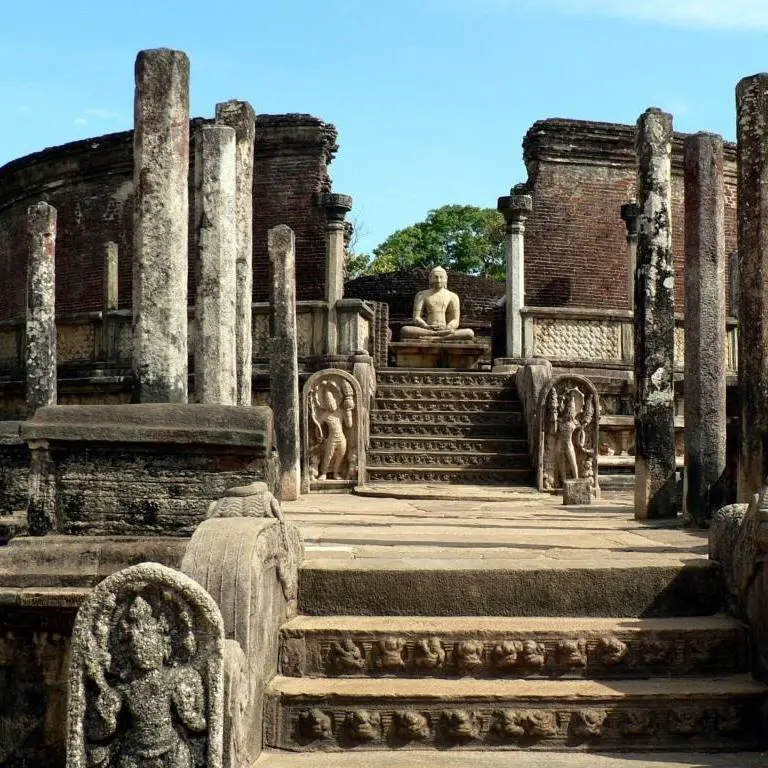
[620, 202, 640, 237]
[324, 192, 353, 230]
[498, 193, 533, 230]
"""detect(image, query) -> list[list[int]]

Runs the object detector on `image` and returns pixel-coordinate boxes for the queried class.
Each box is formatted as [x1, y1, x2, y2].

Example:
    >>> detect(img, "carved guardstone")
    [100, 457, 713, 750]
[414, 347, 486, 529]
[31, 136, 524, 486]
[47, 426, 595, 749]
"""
[537, 374, 600, 497]
[302, 368, 366, 491]
[66, 562, 224, 768]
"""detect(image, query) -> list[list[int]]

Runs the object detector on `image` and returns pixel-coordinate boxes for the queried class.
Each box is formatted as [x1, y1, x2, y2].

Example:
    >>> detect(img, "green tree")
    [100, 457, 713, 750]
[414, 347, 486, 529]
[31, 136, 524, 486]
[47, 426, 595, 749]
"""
[365, 204, 506, 280]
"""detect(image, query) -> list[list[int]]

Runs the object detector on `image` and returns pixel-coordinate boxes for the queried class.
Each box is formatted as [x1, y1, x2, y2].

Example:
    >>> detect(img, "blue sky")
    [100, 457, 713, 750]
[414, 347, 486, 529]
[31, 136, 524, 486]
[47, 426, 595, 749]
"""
[1, 0, 767, 253]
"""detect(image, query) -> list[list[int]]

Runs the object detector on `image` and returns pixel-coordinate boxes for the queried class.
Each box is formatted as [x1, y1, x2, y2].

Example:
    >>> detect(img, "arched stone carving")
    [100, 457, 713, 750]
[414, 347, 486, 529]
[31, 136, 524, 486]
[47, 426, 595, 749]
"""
[537, 374, 600, 495]
[66, 562, 224, 768]
[302, 368, 365, 490]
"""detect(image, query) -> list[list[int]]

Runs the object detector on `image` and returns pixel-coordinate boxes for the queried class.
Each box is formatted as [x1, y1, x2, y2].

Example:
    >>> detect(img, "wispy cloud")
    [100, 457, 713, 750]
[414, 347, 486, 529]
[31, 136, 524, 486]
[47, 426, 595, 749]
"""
[531, 0, 768, 31]
[72, 107, 120, 126]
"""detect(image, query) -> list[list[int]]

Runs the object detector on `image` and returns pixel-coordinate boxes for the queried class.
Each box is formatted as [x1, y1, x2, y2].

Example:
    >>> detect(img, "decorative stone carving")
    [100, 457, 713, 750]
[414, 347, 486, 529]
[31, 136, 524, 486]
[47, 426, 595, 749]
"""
[223, 640, 250, 768]
[494, 709, 558, 739]
[454, 639, 484, 674]
[519, 640, 547, 670]
[668, 708, 703, 735]
[570, 708, 607, 738]
[400, 267, 475, 341]
[344, 710, 381, 741]
[207, 481, 282, 519]
[493, 640, 524, 671]
[298, 709, 333, 741]
[302, 368, 365, 490]
[537, 374, 600, 496]
[533, 318, 621, 361]
[556, 638, 587, 668]
[621, 709, 654, 737]
[413, 637, 446, 671]
[328, 638, 366, 674]
[393, 711, 431, 740]
[716, 705, 742, 734]
[66, 562, 224, 768]
[441, 709, 480, 741]
[639, 638, 673, 665]
[374, 637, 406, 671]
[596, 636, 628, 666]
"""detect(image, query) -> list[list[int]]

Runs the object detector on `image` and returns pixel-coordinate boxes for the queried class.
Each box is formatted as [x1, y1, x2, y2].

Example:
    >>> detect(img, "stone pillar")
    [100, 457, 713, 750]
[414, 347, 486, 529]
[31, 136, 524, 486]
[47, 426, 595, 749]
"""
[736, 75, 768, 501]
[620, 202, 639, 309]
[498, 192, 532, 358]
[683, 133, 727, 526]
[194, 125, 237, 405]
[132, 48, 190, 403]
[634, 108, 677, 519]
[26, 202, 57, 416]
[215, 100, 256, 406]
[324, 193, 353, 355]
[102, 241, 119, 362]
[269, 225, 301, 501]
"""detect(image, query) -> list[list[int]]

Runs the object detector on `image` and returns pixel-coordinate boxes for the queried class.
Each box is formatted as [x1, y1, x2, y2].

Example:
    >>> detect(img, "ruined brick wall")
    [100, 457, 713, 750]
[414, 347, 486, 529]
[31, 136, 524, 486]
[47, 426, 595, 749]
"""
[345, 269, 504, 323]
[522, 119, 738, 313]
[0, 114, 336, 322]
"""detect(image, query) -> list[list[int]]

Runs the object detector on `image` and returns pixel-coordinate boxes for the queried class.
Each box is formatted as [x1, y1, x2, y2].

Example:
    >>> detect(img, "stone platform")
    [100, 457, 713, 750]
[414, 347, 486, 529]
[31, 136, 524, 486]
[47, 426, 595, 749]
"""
[389, 341, 489, 369]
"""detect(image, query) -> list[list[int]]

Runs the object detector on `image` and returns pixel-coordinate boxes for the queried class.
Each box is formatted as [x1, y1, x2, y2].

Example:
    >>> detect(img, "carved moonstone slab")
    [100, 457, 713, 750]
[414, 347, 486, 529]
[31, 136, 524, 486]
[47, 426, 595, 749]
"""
[302, 368, 365, 491]
[66, 562, 224, 768]
[537, 374, 600, 497]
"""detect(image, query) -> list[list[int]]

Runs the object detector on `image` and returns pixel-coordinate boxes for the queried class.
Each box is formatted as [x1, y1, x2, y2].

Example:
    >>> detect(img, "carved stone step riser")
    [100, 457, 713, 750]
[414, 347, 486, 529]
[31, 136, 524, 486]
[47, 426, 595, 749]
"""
[367, 454, 532, 469]
[279, 630, 749, 680]
[379, 373, 515, 388]
[369, 424, 524, 439]
[376, 387, 520, 403]
[369, 439, 528, 453]
[365, 469, 536, 485]
[371, 412, 524, 426]
[264, 696, 764, 752]
[374, 400, 522, 414]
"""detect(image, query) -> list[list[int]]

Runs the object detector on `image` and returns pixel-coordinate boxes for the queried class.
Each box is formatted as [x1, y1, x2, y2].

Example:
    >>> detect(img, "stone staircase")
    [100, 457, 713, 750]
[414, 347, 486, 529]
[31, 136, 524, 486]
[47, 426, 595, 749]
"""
[366, 370, 535, 486]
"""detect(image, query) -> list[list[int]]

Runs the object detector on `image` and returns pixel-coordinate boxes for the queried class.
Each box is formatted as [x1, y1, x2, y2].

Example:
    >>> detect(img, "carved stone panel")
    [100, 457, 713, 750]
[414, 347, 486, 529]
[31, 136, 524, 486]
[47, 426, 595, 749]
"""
[302, 368, 365, 491]
[66, 562, 224, 768]
[537, 374, 600, 496]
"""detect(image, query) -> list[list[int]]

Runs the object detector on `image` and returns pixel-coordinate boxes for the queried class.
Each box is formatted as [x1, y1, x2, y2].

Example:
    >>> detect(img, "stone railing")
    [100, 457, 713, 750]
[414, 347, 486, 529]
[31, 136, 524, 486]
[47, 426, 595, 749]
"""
[521, 306, 738, 372]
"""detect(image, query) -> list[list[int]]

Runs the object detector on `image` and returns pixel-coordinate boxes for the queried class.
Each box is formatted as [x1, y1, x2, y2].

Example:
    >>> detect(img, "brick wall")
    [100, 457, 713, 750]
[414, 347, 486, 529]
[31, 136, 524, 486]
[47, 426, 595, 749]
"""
[0, 115, 337, 321]
[522, 119, 738, 313]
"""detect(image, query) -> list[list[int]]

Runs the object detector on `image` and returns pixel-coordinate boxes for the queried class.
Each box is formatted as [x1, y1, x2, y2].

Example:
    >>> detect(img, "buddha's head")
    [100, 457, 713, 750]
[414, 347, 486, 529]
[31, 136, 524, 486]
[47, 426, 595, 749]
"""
[429, 266, 448, 290]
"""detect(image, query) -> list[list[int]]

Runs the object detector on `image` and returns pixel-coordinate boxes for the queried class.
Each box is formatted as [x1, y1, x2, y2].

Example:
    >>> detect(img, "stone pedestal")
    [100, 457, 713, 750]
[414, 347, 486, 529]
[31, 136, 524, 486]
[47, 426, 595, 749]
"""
[683, 133, 727, 526]
[389, 341, 489, 370]
[498, 193, 533, 358]
[132, 48, 190, 404]
[26, 201, 57, 417]
[633, 108, 677, 519]
[268, 225, 301, 501]
[563, 478, 592, 505]
[737, 75, 768, 502]
[620, 202, 639, 310]
[324, 193, 353, 355]
[216, 100, 256, 407]
[194, 124, 237, 405]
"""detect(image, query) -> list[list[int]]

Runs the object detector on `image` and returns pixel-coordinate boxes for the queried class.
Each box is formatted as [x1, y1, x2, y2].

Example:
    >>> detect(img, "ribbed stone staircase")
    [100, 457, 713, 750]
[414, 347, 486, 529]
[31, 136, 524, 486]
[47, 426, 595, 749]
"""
[366, 370, 535, 486]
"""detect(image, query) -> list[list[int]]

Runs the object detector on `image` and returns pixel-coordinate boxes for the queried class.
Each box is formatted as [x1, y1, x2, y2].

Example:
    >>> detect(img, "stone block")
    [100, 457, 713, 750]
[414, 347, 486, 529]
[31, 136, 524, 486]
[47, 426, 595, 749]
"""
[563, 478, 593, 505]
[389, 341, 489, 370]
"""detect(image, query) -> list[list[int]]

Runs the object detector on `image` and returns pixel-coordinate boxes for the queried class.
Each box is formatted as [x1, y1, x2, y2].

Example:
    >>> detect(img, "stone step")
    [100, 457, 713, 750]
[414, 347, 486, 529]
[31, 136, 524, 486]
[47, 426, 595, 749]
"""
[370, 410, 525, 427]
[264, 674, 766, 752]
[378, 371, 515, 388]
[376, 384, 520, 403]
[279, 615, 749, 680]
[365, 467, 536, 485]
[298, 560, 722, 618]
[367, 450, 532, 470]
[369, 436, 528, 453]
[254, 750, 768, 767]
[374, 398, 522, 414]
[368, 420, 524, 438]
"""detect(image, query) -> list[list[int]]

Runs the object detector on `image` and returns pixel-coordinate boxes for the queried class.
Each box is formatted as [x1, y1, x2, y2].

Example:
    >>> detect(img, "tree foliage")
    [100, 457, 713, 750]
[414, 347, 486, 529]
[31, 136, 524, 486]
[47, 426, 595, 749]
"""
[347, 205, 506, 281]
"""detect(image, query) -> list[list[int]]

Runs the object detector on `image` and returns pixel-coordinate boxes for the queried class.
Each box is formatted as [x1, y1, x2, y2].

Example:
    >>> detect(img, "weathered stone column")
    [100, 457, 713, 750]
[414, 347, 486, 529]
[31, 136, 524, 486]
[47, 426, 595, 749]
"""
[26, 202, 57, 416]
[132, 48, 190, 403]
[215, 100, 256, 406]
[194, 125, 237, 405]
[634, 108, 677, 519]
[498, 192, 532, 358]
[736, 74, 768, 501]
[324, 193, 353, 355]
[102, 241, 119, 362]
[269, 225, 301, 500]
[620, 202, 639, 309]
[683, 132, 727, 526]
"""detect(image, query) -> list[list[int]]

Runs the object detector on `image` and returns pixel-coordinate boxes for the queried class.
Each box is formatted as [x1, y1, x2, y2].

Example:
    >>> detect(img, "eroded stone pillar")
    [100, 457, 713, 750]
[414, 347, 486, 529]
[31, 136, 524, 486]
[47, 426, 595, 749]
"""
[498, 192, 532, 358]
[132, 48, 190, 403]
[634, 108, 677, 519]
[324, 192, 353, 355]
[102, 241, 119, 363]
[194, 125, 237, 405]
[683, 132, 727, 526]
[736, 74, 768, 502]
[269, 225, 301, 500]
[26, 202, 57, 416]
[620, 202, 639, 309]
[216, 100, 256, 406]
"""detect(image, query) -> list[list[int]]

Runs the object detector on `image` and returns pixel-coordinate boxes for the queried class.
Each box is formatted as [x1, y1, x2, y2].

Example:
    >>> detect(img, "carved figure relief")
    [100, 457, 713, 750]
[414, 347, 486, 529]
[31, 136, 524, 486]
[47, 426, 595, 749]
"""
[67, 562, 224, 768]
[374, 637, 406, 672]
[493, 640, 524, 671]
[570, 708, 607, 739]
[519, 640, 547, 671]
[413, 637, 446, 671]
[302, 369, 365, 490]
[537, 374, 600, 496]
[493, 709, 557, 739]
[298, 709, 333, 741]
[441, 709, 480, 742]
[556, 638, 587, 668]
[328, 639, 366, 674]
[454, 640, 484, 674]
[596, 636, 628, 666]
[393, 711, 431, 740]
[344, 710, 381, 742]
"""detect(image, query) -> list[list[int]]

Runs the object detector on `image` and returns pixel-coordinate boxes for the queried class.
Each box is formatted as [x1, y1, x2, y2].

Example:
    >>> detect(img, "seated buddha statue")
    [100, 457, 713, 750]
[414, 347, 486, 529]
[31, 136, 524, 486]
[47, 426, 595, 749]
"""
[400, 267, 475, 341]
